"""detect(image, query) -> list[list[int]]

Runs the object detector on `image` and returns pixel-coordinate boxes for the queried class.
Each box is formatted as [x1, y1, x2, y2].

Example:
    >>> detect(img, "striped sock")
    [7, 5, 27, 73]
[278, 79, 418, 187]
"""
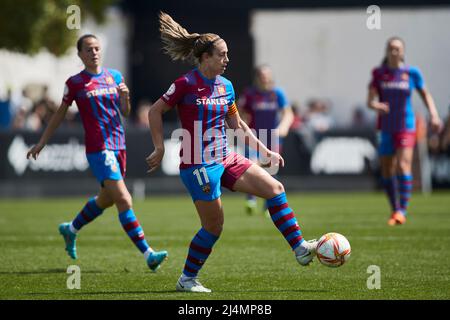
[71, 197, 104, 231]
[397, 174, 413, 216]
[381, 176, 400, 212]
[183, 228, 219, 278]
[267, 192, 304, 250]
[119, 209, 150, 254]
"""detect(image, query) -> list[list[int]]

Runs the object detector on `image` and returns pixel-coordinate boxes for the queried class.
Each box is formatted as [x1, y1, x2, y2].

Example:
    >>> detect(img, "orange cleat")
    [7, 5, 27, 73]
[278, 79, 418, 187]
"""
[388, 211, 406, 226]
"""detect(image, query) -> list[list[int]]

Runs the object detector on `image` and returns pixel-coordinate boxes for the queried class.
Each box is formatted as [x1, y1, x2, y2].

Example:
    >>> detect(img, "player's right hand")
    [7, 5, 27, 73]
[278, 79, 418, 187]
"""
[375, 102, 389, 114]
[146, 148, 164, 173]
[26, 143, 45, 160]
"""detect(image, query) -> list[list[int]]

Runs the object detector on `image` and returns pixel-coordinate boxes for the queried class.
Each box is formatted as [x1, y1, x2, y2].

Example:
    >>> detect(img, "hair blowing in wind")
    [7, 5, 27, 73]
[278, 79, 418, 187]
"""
[158, 11, 220, 65]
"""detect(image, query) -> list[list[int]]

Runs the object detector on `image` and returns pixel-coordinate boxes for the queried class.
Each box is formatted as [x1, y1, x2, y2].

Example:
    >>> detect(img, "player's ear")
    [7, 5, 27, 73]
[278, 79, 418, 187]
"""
[200, 51, 210, 63]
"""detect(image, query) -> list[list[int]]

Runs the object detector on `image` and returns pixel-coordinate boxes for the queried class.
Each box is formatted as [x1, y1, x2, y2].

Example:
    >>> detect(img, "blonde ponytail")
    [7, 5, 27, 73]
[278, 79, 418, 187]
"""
[158, 11, 222, 65]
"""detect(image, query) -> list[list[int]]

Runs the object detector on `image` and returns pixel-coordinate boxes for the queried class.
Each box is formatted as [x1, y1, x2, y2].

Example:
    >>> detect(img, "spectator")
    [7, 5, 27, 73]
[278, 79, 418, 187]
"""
[296, 98, 334, 152]
[290, 101, 304, 131]
[304, 98, 334, 133]
[351, 106, 372, 129]
[25, 101, 50, 131]
[0, 89, 13, 130]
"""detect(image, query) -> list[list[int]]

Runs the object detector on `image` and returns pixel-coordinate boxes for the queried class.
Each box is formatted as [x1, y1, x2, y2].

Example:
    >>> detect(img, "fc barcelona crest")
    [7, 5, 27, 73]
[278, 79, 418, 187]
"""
[217, 85, 226, 95]
[106, 76, 114, 85]
[401, 72, 409, 81]
[202, 184, 211, 194]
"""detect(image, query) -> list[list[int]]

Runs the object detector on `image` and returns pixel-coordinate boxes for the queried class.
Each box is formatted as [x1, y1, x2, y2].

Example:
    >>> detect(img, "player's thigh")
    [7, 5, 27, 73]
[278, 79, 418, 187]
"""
[378, 132, 397, 177]
[232, 164, 284, 199]
[395, 147, 414, 173]
[194, 198, 224, 236]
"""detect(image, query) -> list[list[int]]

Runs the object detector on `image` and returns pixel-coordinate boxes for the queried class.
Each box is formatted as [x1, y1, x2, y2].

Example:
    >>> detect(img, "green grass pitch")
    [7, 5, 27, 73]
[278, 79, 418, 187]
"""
[0, 191, 449, 300]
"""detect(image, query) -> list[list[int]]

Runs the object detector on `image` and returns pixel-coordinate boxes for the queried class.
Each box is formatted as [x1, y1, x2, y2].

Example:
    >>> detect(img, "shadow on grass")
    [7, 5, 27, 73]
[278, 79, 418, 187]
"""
[24, 290, 178, 296]
[218, 289, 330, 294]
[24, 288, 329, 297]
[0, 269, 105, 275]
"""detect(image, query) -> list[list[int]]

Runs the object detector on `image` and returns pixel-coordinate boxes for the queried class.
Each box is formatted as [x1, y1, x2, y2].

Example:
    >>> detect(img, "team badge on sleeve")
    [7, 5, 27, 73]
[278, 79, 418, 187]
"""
[217, 85, 226, 95]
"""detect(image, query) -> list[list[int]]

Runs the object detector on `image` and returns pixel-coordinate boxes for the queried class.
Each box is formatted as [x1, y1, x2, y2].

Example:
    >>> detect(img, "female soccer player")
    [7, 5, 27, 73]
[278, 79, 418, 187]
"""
[146, 12, 317, 293]
[367, 36, 442, 226]
[26, 34, 168, 271]
[238, 65, 294, 215]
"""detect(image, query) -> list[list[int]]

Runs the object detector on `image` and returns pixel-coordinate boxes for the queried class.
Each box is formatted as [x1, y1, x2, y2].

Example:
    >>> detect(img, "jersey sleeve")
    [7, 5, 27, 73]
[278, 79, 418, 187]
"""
[62, 78, 76, 106]
[410, 66, 425, 90]
[227, 82, 235, 107]
[275, 87, 289, 109]
[160, 77, 188, 108]
[109, 69, 124, 85]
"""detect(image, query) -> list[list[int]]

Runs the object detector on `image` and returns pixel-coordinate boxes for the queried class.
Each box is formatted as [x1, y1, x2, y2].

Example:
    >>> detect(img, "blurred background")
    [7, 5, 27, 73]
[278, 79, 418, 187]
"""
[1, 0, 449, 198]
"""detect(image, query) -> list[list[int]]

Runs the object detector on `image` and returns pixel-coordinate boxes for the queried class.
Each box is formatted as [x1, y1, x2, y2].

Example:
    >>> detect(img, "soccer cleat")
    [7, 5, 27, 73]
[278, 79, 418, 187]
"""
[245, 199, 257, 215]
[295, 239, 318, 266]
[176, 275, 212, 293]
[388, 211, 406, 226]
[147, 250, 169, 272]
[58, 223, 77, 260]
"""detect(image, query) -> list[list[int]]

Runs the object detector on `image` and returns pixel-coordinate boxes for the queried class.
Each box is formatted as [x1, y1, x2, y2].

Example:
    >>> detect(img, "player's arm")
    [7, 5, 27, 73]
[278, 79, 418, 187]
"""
[367, 86, 389, 114]
[226, 103, 284, 167]
[277, 106, 294, 138]
[118, 82, 131, 117]
[146, 98, 172, 173]
[417, 87, 442, 133]
[26, 102, 70, 160]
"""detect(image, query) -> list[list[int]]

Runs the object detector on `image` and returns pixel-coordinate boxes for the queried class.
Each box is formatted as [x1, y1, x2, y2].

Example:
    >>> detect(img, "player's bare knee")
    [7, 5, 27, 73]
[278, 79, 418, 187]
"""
[398, 160, 412, 174]
[115, 194, 132, 211]
[270, 181, 285, 197]
[204, 222, 223, 237]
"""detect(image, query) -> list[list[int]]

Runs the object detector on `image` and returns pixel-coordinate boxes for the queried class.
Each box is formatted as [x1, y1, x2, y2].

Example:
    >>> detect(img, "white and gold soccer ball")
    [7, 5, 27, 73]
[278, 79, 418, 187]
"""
[316, 233, 351, 267]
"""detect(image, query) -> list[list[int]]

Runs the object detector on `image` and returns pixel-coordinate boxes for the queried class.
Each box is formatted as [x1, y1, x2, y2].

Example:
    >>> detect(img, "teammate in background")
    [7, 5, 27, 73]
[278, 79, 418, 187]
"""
[26, 34, 168, 271]
[147, 12, 317, 293]
[238, 65, 294, 215]
[367, 36, 442, 226]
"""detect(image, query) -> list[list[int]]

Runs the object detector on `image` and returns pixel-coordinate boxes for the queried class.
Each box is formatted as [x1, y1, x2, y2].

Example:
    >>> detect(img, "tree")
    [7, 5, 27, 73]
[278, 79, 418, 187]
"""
[0, 0, 117, 56]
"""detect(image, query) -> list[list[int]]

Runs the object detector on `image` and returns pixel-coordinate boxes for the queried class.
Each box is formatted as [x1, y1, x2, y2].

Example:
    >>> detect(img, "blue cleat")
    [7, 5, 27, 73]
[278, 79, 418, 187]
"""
[58, 223, 77, 260]
[147, 250, 168, 272]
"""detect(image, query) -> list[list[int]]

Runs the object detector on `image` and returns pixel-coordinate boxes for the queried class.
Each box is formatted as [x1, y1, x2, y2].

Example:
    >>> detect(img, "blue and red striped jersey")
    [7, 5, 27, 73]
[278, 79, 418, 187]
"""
[369, 65, 425, 133]
[239, 86, 288, 131]
[161, 68, 235, 169]
[62, 68, 126, 153]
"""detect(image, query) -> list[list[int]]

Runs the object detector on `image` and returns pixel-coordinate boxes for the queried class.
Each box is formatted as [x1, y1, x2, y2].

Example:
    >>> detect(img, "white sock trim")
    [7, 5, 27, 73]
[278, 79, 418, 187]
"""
[69, 223, 78, 234]
[144, 248, 154, 260]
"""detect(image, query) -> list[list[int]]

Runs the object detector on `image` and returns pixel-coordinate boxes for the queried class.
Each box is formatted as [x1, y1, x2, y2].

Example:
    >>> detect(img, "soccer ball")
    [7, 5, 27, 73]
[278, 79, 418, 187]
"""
[316, 233, 351, 267]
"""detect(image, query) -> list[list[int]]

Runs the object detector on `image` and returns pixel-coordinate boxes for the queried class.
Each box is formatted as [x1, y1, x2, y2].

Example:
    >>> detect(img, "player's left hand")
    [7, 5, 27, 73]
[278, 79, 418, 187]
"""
[118, 83, 129, 100]
[146, 148, 165, 173]
[260, 150, 285, 168]
[430, 115, 443, 134]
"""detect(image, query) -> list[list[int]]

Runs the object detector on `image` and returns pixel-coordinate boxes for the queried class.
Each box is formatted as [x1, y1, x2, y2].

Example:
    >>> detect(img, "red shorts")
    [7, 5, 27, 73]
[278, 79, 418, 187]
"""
[221, 151, 253, 191]
[378, 131, 416, 156]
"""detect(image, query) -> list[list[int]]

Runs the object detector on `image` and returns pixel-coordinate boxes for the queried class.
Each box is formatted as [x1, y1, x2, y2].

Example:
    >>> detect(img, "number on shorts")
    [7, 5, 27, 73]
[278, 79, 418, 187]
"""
[193, 167, 209, 186]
